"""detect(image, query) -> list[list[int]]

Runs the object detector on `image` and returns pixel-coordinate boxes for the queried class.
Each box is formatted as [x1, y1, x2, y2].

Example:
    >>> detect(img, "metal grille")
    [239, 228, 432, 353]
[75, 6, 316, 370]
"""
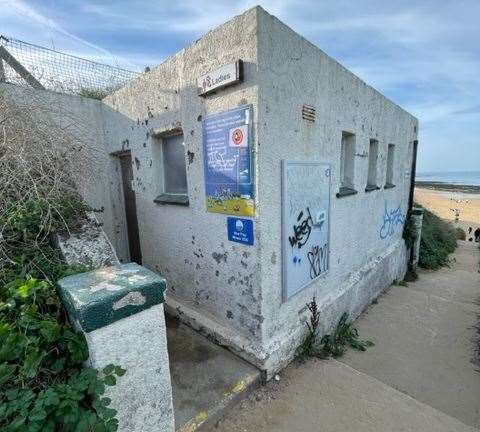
[0, 35, 139, 97]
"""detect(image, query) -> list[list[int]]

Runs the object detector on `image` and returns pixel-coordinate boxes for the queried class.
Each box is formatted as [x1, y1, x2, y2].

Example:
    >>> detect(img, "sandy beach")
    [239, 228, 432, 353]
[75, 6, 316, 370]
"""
[414, 186, 480, 240]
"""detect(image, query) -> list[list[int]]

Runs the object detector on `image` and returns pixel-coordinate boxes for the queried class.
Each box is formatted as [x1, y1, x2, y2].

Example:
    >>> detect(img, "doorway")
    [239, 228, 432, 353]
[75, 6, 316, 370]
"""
[119, 152, 142, 264]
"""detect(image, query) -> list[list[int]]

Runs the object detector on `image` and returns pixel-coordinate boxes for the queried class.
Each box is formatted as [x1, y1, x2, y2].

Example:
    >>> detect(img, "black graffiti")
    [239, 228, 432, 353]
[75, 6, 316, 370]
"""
[288, 208, 313, 249]
[307, 243, 329, 279]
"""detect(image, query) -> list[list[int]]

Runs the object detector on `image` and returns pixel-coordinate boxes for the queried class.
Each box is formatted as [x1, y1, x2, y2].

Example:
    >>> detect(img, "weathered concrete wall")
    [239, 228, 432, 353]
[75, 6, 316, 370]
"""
[103, 8, 265, 361]
[54, 212, 120, 268]
[1, 6, 419, 375]
[102, 6, 418, 373]
[0, 82, 130, 262]
[255, 8, 418, 372]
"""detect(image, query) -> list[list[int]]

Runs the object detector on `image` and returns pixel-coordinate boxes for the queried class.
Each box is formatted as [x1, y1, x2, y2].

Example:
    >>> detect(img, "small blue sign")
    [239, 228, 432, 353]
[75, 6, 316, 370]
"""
[227, 217, 254, 246]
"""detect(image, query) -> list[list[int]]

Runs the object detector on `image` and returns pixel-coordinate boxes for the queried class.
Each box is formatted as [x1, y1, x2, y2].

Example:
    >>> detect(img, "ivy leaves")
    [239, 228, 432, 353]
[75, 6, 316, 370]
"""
[0, 276, 124, 431]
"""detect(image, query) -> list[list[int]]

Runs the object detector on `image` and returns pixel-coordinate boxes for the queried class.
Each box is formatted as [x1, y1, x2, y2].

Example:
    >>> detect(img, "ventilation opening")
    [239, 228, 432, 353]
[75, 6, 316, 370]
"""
[302, 104, 316, 122]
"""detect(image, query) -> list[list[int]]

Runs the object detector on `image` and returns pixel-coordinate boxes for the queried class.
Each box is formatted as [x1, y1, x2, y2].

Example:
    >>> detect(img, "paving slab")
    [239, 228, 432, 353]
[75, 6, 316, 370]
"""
[340, 241, 480, 428]
[166, 315, 261, 431]
[212, 359, 476, 432]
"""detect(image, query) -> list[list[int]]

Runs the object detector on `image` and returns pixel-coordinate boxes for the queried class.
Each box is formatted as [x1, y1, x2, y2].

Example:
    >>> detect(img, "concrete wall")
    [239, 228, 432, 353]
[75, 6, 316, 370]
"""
[255, 9, 418, 371]
[0, 82, 130, 262]
[102, 8, 266, 362]
[2, 5, 419, 375]
[102, 6, 418, 372]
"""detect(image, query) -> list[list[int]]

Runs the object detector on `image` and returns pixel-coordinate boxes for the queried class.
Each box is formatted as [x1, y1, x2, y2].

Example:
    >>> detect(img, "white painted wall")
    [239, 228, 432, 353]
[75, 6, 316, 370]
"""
[255, 9, 418, 371]
[102, 6, 418, 373]
[102, 8, 266, 363]
[2, 6, 419, 374]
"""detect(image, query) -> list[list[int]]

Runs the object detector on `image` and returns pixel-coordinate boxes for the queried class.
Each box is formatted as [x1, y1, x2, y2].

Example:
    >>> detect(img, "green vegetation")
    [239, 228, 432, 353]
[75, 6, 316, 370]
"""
[418, 207, 457, 269]
[298, 298, 374, 360]
[402, 215, 417, 249]
[455, 227, 467, 241]
[1, 93, 123, 430]
[297, 298, 320, 358]
[0, 194, 124, 432]
[319, 313, 374, 358]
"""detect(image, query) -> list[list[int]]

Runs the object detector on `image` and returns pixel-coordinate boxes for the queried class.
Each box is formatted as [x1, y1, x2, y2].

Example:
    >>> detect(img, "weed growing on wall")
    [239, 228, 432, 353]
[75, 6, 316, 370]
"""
[297, 297, 320, 359]
[319, 313, 374, 358]
[297, 299, 374, 360]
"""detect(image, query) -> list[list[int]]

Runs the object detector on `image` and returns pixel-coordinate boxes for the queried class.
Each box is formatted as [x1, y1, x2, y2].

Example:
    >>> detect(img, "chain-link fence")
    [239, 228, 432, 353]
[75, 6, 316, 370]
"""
[0, 35, 139, 97]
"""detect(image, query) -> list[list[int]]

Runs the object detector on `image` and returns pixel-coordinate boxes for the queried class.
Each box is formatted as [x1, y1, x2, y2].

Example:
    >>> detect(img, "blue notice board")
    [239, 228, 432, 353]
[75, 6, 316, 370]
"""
[202, 105, 255, 217]
[227, 217, 254, 246]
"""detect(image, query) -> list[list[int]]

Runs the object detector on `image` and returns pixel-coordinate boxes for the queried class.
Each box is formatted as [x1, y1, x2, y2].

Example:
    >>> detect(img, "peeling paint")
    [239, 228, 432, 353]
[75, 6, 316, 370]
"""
[113, 291, 146, 310]
[212, 251, 228, 264]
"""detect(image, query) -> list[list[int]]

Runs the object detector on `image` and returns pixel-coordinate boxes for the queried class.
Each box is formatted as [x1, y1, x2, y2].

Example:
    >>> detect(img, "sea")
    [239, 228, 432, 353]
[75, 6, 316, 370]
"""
[416, 171, 480, 186]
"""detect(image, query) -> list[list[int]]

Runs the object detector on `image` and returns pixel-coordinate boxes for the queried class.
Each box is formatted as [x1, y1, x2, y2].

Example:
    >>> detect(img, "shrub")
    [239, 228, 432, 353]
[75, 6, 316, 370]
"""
[418, 207, 457, 269]
[0, 89, 122, 430]
[456, 227, 467, 241]
[0, 276, 124, 432]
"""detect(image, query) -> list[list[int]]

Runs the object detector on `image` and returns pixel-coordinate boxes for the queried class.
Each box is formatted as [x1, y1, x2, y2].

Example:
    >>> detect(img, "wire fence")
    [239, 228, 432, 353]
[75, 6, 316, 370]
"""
[0, 35, 139, 97]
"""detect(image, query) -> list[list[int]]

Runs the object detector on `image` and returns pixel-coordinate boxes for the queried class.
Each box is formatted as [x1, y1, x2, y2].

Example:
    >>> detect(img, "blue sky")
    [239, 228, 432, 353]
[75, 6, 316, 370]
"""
[1, 0, 479, 173]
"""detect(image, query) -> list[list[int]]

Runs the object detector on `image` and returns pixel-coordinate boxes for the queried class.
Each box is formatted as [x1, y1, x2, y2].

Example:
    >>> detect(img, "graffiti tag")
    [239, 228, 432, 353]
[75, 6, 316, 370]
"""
[379, 202, 405, 239]
[307, 243, 329, 279]
[288, 207, 313, 249]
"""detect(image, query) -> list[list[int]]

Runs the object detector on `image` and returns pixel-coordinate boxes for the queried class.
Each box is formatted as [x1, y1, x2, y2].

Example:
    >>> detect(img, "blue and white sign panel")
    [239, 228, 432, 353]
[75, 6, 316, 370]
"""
[227, 217, 254, 246]
[282, 161, 331, 301]
[202, 105, 255, 217]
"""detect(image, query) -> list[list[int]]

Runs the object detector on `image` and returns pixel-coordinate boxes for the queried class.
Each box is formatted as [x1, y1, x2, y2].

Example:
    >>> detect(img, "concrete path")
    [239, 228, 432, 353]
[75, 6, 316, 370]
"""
[166, 315, 260, 432]
[211, 241, 480, 431]
[340, 240, 480, 428]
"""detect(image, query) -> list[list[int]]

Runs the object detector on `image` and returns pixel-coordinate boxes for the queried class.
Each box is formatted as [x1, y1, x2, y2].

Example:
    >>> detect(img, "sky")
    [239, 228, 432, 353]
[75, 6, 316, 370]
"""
[1, 0, 479, 173]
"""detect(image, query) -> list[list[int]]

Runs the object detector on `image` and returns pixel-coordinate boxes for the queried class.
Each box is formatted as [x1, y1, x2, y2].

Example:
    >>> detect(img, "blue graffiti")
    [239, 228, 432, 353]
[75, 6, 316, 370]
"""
[379, 202, 405, 239]
[293, 255, 302, 265]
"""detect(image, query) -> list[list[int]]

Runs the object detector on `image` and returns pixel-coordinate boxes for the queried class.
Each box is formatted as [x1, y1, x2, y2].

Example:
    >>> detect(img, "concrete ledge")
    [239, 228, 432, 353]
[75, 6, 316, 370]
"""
[336, 187, 358, 199]
[154, 193, 189, 206]
[167, 241, 407, 379]
[165, 296, 270, 372]
[58, 263, 166, 332]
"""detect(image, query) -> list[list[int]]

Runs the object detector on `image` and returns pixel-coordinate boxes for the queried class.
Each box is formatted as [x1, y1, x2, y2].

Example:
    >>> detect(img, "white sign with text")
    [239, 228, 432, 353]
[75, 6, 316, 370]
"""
[197, 61, 242, 95]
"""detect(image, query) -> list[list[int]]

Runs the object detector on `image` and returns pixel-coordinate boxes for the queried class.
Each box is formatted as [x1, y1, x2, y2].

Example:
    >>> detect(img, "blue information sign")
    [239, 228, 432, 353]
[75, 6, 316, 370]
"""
[227, 217, 254, 246]
[202, 106, 255, 217]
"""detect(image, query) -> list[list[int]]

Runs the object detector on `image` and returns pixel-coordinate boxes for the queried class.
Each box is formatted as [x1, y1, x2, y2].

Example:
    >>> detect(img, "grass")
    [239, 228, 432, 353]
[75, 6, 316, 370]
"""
[418, 206, 457, 270]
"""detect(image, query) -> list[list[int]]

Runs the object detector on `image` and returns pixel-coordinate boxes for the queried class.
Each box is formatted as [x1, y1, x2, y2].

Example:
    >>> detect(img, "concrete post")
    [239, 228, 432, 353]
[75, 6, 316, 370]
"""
[411, 207, 424, 269]
[57, 263, 175, 432]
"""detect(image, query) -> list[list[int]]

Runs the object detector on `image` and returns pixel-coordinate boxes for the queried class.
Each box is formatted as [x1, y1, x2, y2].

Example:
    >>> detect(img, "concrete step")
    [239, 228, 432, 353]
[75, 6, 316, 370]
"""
[166, 315, 261, 432]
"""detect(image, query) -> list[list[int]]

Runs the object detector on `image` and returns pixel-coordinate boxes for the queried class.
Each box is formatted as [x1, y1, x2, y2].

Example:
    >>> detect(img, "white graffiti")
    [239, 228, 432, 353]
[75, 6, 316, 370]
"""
[207, 150, 238, 172]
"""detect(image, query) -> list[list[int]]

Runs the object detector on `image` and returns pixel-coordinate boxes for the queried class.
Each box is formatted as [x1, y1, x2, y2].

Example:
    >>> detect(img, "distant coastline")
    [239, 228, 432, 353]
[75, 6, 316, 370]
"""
[415, 181, 480, 194]
[416, 170, 480, 187]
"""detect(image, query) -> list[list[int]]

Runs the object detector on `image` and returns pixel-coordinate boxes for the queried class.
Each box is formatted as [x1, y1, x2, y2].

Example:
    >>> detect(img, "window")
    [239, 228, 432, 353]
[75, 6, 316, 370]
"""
[162, 133, 187, 194]
[366, 139, 379, 191]
[153, 131, 189, 206]
[385, 144, 395, 188]
[337, 132, 357, 198]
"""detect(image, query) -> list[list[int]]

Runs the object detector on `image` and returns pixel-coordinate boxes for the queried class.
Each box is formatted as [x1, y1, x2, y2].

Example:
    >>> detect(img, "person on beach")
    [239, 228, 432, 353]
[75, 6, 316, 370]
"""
[475, 228, 480, 242]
